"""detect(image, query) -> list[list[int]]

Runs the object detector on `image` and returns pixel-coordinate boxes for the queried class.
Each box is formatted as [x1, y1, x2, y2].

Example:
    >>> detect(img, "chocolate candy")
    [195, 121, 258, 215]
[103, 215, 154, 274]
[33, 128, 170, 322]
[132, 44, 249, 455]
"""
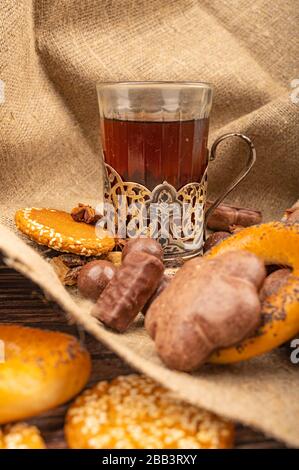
[121, 237, 163, 261]
[259, 268, 291, 303]
[92, 251, 164, 332]
[203, 231, 230, 253]
[142, 275, 171, 314]
[145, 251, 265, 371]
[77, 260, 116, 302]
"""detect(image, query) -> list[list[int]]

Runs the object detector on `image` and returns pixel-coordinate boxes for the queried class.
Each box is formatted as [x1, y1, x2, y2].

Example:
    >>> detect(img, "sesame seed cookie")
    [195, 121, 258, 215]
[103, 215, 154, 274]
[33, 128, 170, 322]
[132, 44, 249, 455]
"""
[15, 208, 115, 256]
[0, 423, 46, 449]
[65, 375, 234, 449]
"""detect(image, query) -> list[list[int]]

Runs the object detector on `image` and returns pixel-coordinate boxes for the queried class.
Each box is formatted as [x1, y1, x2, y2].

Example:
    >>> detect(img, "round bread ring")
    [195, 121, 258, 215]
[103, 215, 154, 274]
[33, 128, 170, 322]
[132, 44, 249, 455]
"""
[15, 208, 115, 256]
[206, 222, 299, 363]
[65, 374, 234, 449]
[0, 324, 91, 424]
[0, 423, 46, 449]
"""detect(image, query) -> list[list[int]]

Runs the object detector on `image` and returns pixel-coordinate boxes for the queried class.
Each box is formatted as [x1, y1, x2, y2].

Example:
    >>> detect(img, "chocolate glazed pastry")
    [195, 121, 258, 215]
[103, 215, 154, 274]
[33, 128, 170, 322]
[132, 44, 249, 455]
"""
[145, 250, 266, 371]
[259, 268, 291, 303]
[92, 251, 164, 332]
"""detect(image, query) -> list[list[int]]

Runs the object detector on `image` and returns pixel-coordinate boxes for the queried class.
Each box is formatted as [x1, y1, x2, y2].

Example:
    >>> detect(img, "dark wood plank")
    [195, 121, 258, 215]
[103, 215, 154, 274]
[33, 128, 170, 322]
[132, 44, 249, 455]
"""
[0, 263, 285, 449]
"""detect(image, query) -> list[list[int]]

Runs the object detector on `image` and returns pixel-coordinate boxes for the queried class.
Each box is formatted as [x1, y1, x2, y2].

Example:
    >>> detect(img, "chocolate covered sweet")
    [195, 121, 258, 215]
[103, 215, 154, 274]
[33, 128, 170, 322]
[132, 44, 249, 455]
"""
[92, 251, 164, 332]
[260, 268, 291, 302]
[121, 237, 163, 261]
[77, 260, 116, 302]
[145, 250, 266, 371]
[203, 231, 230, 253]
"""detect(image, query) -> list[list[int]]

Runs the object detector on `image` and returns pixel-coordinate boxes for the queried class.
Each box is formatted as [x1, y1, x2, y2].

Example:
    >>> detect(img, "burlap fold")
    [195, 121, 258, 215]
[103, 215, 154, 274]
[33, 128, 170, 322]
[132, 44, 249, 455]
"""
[0, 223, 299, 447]
[0, 0, 299, 447]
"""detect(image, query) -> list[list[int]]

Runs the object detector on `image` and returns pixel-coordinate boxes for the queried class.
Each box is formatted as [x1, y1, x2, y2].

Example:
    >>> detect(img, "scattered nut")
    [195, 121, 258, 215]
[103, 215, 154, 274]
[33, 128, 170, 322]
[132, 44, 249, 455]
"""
[63, 266, 83, 286]
[50, 257, 82, 286]
[55, 253, 93, 268]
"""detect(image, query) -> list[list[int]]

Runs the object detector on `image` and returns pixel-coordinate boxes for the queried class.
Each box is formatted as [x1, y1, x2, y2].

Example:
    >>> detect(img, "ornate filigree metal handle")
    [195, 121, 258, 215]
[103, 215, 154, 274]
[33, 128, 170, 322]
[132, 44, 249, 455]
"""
[205, 133, 256, 227]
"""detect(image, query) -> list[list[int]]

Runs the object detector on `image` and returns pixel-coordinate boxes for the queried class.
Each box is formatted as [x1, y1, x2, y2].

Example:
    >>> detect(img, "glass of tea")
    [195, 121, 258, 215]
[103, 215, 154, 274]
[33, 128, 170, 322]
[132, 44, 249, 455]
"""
[96, 82, 256, 259]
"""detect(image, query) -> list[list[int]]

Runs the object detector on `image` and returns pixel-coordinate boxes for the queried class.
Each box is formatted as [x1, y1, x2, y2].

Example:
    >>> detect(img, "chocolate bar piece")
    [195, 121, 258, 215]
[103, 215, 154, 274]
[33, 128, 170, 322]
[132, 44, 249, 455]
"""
[122, 237, 163, 261]
[92, 251, 164, 332]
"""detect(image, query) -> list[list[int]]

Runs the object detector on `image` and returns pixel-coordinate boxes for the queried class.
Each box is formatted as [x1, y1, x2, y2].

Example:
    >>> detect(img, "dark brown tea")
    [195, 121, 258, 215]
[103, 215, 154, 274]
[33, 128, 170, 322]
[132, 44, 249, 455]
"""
[101, 117, 209, 190]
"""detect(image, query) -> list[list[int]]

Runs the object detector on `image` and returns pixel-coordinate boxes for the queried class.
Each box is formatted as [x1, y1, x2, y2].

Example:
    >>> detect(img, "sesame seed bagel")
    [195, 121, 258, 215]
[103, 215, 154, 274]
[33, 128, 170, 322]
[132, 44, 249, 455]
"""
[65, 375, 234, 449]
[0, 423, 46, 449]
[15, 208, 115, 256]
[0, 324, 91, 424]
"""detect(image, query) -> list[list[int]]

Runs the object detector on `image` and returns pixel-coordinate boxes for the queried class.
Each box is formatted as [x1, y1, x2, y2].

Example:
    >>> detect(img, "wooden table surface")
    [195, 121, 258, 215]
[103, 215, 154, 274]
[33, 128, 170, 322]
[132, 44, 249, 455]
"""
[0, 262, 285, 449]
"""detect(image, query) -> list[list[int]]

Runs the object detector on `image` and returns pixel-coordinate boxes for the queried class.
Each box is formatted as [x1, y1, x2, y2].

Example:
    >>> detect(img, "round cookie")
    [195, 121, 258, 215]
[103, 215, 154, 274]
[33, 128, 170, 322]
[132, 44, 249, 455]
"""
[0, 423, 46, 449]
[65, 375, 234, 449]
[15, 208, 115, 256]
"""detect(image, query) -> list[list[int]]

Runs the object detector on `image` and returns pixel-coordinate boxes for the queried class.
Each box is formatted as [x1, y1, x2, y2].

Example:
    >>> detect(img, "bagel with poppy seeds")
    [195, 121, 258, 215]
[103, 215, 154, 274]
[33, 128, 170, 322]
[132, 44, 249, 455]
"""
[0, 324, 91, 424]
[207, 222, 299, 363]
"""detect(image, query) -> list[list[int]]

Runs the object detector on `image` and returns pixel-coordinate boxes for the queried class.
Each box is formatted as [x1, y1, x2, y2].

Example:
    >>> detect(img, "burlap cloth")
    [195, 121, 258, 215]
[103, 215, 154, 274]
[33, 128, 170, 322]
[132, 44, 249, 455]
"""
[0, 0, 299, 446]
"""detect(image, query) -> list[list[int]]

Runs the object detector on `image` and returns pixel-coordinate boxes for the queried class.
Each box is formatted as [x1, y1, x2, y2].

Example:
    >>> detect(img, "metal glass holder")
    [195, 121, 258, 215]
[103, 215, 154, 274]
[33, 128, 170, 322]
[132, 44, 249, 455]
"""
[103, 133, 256, 260]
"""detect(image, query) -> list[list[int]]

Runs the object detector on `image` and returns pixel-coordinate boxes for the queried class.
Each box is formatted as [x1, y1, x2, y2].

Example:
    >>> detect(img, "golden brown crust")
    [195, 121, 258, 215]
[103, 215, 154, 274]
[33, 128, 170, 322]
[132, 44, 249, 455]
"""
[0, 324, 91, 424]
[207, 222, 299, 363]
[15, 208, 115, 256]
[65, 375, 234, 449]
[0, 423, 46, 449]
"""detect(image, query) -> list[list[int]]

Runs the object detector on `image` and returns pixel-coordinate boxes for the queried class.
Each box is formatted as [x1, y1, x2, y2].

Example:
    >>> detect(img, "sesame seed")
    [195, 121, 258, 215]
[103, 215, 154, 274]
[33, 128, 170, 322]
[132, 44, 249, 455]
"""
[65, 375, 234, 449]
